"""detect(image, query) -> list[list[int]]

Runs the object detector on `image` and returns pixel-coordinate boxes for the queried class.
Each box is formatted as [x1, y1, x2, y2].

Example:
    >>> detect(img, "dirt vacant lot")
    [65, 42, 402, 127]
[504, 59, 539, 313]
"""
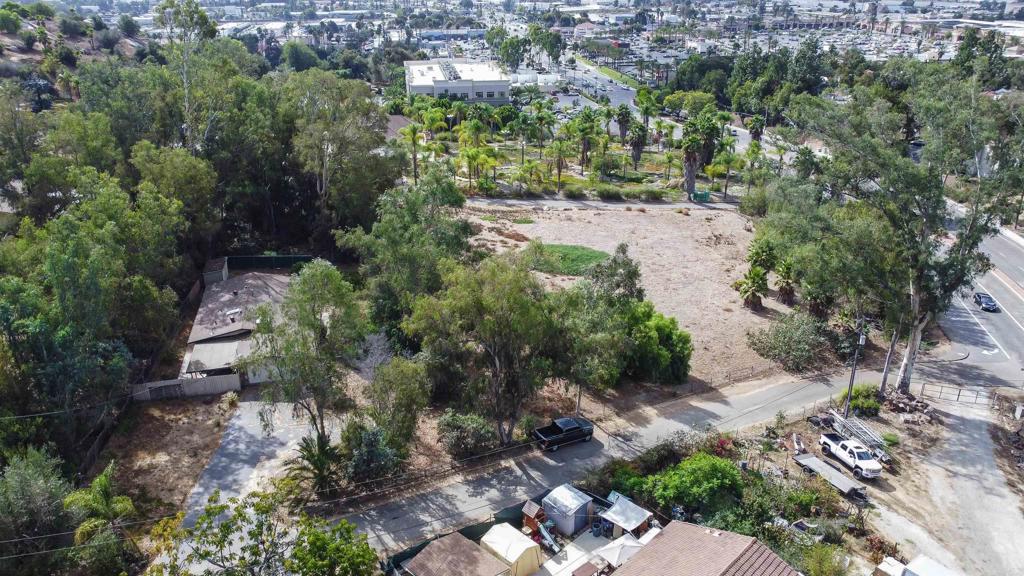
[467, 206, 791, 382]
[89, 397, 236, 515]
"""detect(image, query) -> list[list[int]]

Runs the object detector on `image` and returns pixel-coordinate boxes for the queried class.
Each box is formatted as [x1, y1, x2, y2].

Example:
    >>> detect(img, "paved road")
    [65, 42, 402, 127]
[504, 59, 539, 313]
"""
[346, 369, 872, 552]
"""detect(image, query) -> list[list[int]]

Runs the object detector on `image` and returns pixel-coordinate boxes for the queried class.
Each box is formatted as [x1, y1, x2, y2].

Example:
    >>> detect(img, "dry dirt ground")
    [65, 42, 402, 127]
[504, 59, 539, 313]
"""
[466, 206, 793, 383]
[89, 396, 237, 516]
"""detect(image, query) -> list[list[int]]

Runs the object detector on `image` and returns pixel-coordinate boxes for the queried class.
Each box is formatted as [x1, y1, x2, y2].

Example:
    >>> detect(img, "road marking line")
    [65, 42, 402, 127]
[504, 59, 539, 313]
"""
[956, 298, 1010, 359]
[978, 274, 1024, 337]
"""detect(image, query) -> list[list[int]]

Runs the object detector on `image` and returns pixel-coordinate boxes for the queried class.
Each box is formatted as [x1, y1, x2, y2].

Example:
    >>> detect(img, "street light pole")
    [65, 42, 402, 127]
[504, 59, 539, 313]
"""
[843, 319, 867, 418]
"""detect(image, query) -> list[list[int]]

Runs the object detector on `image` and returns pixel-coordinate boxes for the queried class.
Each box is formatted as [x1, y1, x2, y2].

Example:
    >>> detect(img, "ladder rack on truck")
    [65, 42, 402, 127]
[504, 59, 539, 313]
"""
[829, 409, 891, 463]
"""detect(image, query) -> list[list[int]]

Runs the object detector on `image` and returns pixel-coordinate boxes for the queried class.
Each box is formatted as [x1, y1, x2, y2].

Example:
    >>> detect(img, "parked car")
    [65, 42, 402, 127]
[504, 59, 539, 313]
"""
[533, 417, 594, 452]
[973, 292, 999, 312]
[819, 433, 882, 479]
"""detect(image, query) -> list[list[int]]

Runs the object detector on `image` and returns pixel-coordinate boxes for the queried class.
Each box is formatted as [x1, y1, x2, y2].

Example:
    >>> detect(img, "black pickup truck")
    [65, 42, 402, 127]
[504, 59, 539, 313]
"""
[533, 417, 594, 451]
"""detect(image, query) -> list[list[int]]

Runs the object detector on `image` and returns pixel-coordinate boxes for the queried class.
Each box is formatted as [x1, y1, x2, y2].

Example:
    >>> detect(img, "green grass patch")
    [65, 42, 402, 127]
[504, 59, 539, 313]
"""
[512, 217, 534, 224]
[481, 214, 498, 222]
[533, 244, 610, 276]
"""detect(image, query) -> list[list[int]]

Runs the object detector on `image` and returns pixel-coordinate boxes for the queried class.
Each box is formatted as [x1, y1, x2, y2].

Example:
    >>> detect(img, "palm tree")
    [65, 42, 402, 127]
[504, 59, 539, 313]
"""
[450, 100, 469, 129]
[636, 90, 658, 132]
[600, 106, 615, 137]
[548, 139, 572, 194]
[712, 150, 746, 199]
[399, 122, 423, 184]
[458, 146, 484, 192]
[627, 123, 647, 171]
[64, 462, 138, 554]
[652, 118, 668, 150]
[534, 110, 556, 151]
[457, 118, 488, 148]
[680, 132, 702, 199]
[287, 433, 344, 499]
[421, 108, 447, 139]
[715, 110, 733, 139]
[572, 108, 599, 172]
[514, 159, 543, 194]
[615, 104, 632, 143]
[663, 152, 677, 180]
[737, 266, 769, 310]
[775, 258, 797, 305]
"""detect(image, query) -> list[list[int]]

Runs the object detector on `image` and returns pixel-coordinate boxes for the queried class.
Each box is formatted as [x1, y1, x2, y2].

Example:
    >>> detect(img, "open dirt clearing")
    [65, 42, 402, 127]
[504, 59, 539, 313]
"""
[466, 206, 791, 382]
[89, 396, 236, 515]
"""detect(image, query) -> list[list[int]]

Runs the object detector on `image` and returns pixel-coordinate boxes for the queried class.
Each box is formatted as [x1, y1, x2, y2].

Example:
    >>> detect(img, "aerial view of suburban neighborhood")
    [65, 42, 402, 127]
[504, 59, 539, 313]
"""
[3, 0, 1024, 574]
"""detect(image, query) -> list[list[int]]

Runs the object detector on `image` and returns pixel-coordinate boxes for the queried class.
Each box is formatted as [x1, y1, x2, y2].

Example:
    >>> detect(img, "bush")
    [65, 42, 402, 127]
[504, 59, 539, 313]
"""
[532, 243, 610, 276]
[95, 28, 121, 51]
[641, 452, 742, 511]
[739, 187, 768, 217]
[563, 188, 586, 200]
[747, 235, 777, 270]
[346, 427, 401, 484]
[0, 9, 20, 33]
[837, 384, 881, 416]
[595, 185, 623, 201]
[623, 301, 693, 384]
[882, 432, 899, 447]
[0, 448, 76, 574]
[367, 357, 428, 451]
[438, 409, 497, 459]
[20, 28, 35, 49]
[58, 14, 86, 37]
[748, 311, 828, 371]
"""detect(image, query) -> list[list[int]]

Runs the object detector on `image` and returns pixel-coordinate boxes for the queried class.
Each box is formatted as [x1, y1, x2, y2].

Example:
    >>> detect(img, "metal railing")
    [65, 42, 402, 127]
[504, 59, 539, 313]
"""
[919, 382, 992, 405]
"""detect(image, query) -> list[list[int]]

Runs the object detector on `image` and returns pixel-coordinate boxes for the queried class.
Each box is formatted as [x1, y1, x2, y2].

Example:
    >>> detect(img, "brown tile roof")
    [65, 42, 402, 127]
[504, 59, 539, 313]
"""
[403, 532, 511, 576]
[613, 521, 800, 576]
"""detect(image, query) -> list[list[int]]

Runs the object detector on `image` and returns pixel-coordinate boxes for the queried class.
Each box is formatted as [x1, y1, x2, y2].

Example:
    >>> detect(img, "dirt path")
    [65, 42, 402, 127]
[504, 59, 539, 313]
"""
[871, 402, 1024, 575]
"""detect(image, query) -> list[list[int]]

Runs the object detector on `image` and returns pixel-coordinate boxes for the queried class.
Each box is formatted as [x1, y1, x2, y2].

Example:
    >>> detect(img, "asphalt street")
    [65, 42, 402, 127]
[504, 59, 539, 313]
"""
[346, 369, 865, 552]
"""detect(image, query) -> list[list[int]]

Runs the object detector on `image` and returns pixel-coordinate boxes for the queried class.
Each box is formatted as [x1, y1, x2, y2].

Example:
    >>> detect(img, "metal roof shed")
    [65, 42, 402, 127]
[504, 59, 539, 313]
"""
[542, 484, 593, 537]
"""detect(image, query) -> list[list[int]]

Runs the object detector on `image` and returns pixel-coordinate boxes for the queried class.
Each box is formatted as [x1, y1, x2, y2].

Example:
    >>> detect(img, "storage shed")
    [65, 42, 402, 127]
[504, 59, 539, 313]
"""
[480, 523, 543, 576]
[542, 484, 593, 536]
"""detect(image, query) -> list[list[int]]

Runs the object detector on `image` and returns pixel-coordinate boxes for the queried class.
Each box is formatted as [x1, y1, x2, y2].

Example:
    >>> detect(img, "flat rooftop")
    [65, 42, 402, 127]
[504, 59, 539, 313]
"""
[405, 59, 509, 87]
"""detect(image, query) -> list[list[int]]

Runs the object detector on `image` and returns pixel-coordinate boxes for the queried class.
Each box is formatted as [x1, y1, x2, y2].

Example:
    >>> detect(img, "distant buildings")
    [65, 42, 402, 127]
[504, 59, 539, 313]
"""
[404, 58, 511, 104]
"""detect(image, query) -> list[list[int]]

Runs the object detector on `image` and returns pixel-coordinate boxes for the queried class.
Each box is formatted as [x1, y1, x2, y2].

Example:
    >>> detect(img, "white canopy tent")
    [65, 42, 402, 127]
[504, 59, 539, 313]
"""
[599, 496, 652, 538]
[594, 534, 644, 567]
[480, 523, 543, 576]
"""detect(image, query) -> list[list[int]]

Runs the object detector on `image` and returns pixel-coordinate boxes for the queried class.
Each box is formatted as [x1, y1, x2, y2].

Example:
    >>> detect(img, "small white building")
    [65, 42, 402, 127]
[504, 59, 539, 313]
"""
[404, 59, 511, 104]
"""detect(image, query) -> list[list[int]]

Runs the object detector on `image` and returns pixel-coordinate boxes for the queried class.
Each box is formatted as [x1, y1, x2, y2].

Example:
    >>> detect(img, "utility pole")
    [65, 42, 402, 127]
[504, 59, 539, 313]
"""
[843, 319, 867, 418]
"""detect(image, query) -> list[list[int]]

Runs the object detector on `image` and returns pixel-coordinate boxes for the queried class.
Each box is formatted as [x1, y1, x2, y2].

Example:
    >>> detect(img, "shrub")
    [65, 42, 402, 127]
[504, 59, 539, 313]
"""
[739, 187, 769, 216]
[623, 300, 693, 384]
[0, 9, 20, 33]
[512, 217, 534, 224]
[747, 235, 777, 270]
[836, 384, 881, 416]
[639, 187, 665, 201]
[532, 243, 610, 276]
[438, 409, 497, 459]
[802, 543, 849, 576]
[0, 448, 76, 574]
[20, 28, 35, 49]
[563, 188, 586, 200]
[595, 185, 623, 201]
[218, 391, 239, 413]
[366, 357, 428, 451]
[642, 452, 742, 512]
[748, 311, 828, 371]
[882, 432, 899, 447]
[95, 28, 121, 51]
[346, 427, 401, 484]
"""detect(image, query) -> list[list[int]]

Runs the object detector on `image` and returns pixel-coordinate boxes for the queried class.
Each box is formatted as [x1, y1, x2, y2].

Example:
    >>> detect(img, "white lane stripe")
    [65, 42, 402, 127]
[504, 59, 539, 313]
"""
[956, 297, 1010, 359]
[978, 274, 1024, 337]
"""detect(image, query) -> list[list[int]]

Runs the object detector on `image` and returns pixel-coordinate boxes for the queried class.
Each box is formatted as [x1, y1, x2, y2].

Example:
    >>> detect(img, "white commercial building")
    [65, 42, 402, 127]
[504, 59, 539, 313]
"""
[404, 59, 511, 105]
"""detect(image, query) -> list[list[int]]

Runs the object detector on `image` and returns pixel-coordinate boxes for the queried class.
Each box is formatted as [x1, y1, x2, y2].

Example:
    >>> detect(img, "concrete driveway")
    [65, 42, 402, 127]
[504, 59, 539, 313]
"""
[181, 391, 307, 525]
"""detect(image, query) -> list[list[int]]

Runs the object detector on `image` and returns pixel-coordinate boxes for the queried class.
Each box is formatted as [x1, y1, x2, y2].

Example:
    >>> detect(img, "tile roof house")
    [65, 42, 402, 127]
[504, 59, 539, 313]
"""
[403, 532, 511, 576]
[613, 521, 800, 576]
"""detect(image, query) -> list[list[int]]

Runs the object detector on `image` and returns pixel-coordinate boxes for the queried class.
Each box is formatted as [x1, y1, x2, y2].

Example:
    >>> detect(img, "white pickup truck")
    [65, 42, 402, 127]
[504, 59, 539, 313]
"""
[819, 433, 883, 479]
